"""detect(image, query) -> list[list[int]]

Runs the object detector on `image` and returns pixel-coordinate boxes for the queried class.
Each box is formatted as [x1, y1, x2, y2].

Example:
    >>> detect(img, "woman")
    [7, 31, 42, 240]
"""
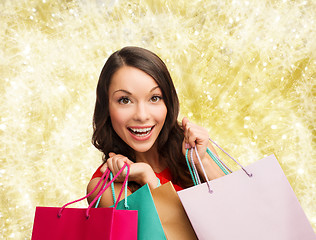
[87, 46, 224, 207]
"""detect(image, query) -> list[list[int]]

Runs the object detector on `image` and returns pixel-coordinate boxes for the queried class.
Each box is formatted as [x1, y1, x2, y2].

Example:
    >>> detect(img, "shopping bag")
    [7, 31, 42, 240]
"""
[31, 163, 138, 240]
[151, 181, 197, 240]
[97, 176, 166, 240]
[178, 140, 316, 240]
[114, 184, 166, 240]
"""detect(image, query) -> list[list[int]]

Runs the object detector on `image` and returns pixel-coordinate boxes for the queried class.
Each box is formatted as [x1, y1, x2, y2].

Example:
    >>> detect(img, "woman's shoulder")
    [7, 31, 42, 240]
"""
[90, 163, 104, 180]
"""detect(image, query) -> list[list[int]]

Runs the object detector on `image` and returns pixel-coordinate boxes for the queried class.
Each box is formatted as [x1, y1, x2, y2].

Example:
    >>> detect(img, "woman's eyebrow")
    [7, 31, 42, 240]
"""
[112, 89, 131, 96]
[150, 86, 160, 92]
[112, 86, 160, 96]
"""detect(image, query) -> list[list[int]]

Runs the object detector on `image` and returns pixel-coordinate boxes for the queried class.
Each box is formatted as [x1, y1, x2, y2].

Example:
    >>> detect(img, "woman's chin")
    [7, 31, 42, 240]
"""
[132, 146, 153, 153]
[128, 141, 156, 154]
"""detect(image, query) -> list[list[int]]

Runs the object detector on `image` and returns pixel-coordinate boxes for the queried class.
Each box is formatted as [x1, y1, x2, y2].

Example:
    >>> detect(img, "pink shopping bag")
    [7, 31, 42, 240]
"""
[31, 163, 137, 240]
[178, 141, 316, 240]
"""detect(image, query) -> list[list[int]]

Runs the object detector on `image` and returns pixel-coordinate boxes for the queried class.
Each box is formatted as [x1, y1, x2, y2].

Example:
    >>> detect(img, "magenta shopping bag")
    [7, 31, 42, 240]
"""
[178, 140, 316, 240]
[31, 164, 137, 240]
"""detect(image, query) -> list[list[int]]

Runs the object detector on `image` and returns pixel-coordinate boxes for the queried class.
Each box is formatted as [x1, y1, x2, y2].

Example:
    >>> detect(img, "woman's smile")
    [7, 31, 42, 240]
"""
[128, 126, 155, 139]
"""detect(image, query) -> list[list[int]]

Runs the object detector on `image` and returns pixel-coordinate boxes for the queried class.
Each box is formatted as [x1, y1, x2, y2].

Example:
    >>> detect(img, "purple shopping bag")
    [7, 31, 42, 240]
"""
[178, 142, 316, 240]
[31, 164, 137, 240]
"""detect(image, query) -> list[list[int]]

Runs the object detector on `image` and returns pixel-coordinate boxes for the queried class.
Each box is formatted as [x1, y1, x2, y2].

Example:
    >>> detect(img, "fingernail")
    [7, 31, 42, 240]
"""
[185, 143, 191, 149]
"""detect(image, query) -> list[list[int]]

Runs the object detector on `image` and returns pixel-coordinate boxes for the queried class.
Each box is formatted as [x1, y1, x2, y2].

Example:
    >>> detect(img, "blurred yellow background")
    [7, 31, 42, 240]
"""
[0, 0, 315, 238]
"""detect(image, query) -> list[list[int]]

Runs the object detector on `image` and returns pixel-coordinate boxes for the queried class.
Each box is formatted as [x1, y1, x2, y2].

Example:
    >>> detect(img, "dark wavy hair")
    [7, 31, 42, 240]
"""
[92, 46, 193, 189]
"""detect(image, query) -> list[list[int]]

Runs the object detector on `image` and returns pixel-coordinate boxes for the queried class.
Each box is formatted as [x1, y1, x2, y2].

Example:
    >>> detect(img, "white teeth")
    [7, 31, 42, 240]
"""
[129, 127, 152, 133]
[134, 133, 148, 137]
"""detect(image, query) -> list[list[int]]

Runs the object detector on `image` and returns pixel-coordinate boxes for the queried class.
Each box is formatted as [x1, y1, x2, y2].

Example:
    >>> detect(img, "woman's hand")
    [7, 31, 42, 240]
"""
[100, 153, 133, 182]
[182, 117, 226, 181]
[182, 117, 209, 164]
[101, 153, 159, 189]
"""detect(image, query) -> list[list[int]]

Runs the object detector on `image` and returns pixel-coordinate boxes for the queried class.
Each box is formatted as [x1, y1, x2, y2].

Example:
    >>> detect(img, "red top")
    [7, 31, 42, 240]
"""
[91, 164, 183, 191]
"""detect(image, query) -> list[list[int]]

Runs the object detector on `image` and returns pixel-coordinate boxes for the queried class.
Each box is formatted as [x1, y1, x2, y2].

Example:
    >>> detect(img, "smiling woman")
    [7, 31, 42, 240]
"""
[87, 46, 225, 207]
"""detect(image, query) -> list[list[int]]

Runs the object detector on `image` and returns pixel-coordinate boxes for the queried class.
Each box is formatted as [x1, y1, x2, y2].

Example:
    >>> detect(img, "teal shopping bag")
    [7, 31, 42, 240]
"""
[115, 184, 166, 240]
[96, 171, 166, 240]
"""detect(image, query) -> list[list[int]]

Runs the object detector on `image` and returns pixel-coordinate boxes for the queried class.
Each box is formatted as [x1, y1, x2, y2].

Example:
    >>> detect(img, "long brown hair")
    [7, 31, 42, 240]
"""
[92, 46, 193, 189]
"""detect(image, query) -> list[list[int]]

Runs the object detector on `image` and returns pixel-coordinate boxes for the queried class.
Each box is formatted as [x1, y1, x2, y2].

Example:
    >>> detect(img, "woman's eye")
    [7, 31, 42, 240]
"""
[150, 96, 162, 103]
[118, 97, 131, 104]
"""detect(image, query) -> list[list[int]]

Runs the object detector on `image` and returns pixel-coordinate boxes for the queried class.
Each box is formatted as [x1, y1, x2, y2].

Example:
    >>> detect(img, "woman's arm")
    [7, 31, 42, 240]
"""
[103, 153, 159, 189]
[182, 117, 225, 181]
[87, 154, 159, 207]
[196, 141, 225, 180]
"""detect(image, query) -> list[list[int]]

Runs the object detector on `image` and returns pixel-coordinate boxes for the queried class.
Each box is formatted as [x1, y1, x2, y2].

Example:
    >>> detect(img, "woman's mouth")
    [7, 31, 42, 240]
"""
[128, 126, 154, 138]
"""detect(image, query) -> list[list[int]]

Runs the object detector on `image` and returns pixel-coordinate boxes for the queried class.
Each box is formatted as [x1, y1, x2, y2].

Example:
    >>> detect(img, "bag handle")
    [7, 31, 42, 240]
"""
[206, 147, 231, 175]
[208, 138, 252, 177]
[187, 138, 252, 193]
[185, 148, 200, 186]
[57, 168, 111, 218]
[95, 169, 129, 209]
[58, 163, 129, 219]
[86, 163, 130, 218]
[185, 139, 232, 186]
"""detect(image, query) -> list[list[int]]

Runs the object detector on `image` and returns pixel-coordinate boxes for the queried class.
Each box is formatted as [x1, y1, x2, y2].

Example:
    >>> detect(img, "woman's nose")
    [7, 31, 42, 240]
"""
[134, 102, 149, 122]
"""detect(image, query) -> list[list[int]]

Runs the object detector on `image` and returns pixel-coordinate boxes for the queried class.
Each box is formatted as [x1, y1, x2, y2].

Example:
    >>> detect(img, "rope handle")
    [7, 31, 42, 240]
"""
[87, 163, 130, 216]
[206, 147, 231, 175]
[208, 138, 252, 177]
[185, 141, 231, 186]
[57, 167, 110, 218]
[95, 168, 129, 209]
[102, 173, 161, 209]
[186, 138, 252, 193]
[58, 163, 130, 219]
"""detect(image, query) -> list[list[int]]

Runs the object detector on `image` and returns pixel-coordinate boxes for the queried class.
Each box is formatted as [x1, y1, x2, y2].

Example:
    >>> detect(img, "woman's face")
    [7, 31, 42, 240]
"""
[108, 66, 167, 154]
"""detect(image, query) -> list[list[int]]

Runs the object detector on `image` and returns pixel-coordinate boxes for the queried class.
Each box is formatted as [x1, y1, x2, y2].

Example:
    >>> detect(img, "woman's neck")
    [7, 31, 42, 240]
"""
[135, 145, 165, 172]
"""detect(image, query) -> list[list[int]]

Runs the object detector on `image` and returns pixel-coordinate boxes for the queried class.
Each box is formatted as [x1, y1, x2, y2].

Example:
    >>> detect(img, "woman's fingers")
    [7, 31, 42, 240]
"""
[183, 118, 208, 146]
[187, 126, 199, 147]
[103, 153, 135, 182]
[182, 117, 209, 162]
[100, 162, 108, 173]
[182, 117, 192, 146]
[182, 117, 189, 129]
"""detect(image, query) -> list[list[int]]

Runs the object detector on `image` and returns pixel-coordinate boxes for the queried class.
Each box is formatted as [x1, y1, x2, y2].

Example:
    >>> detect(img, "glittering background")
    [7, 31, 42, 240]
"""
[0, 0, 315, 238]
